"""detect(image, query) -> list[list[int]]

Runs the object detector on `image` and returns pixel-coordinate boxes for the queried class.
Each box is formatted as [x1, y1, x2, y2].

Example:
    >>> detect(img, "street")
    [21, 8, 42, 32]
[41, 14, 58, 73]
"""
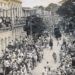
[32, 36, 63, 75]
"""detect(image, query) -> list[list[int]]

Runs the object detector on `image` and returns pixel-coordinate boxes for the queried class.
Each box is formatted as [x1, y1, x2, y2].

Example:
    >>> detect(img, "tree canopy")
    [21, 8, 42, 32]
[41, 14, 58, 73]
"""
[38, 6, 44, 10]
[45, 3, 59, 12]
[57, 0, 75, 33]
[23, 15, 46, 36]
[57, 0, 75, 18]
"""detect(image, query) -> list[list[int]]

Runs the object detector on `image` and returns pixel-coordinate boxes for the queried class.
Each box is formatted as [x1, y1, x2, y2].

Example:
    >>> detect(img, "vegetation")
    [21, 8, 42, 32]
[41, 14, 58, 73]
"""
[57, 0, 75, 33]
[57, 0, 75, 18]
[45, 3, 59, 12]
[23, 15, 46, 41]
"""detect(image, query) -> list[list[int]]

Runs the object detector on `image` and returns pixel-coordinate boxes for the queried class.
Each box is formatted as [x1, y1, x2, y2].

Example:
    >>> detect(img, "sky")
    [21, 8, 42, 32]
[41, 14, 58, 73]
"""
[22, 0, 62, 8]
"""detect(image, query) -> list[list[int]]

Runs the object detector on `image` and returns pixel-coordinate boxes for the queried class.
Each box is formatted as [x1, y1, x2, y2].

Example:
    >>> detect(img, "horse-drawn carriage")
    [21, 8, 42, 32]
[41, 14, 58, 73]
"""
[54, 27, 61, 40]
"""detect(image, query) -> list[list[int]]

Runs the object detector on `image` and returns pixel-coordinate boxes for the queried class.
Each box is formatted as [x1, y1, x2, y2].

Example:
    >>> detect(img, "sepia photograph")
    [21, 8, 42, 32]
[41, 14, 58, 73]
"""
[0, 0, 75, 75]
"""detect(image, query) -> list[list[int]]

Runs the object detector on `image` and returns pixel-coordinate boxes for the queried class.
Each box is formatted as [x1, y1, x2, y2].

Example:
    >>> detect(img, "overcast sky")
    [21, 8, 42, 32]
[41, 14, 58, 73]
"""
[22, 0, 62, 8]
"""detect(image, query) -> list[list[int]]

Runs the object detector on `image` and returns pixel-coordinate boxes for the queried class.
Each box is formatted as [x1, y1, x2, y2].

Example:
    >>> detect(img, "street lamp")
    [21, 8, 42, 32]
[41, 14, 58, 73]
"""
[1, 39, 3, 51]
[0, 17, 2, 23]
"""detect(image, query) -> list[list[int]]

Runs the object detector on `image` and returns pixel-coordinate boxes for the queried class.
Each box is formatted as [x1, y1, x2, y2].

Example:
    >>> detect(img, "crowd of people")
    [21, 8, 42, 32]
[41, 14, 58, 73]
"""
[59, 37, 75, 75]
[41, 35, 75, 75]
[0, 32, 75, 75]
[0, 34, 48, 75]
[42, 62, 61, 75]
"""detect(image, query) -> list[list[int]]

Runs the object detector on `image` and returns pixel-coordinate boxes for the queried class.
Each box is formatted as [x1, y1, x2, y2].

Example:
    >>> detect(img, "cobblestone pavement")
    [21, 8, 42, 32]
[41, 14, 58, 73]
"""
[32, 36, 63, 75]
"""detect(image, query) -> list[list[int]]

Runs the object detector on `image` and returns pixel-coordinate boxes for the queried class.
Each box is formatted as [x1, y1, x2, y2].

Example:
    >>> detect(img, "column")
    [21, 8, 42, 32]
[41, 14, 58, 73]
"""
[1, 39, 3, 50]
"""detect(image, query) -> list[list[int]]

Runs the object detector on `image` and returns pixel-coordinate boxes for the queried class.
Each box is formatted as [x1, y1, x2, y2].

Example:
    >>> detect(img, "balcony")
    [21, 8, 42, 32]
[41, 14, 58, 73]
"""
[0, 17, 26, 31]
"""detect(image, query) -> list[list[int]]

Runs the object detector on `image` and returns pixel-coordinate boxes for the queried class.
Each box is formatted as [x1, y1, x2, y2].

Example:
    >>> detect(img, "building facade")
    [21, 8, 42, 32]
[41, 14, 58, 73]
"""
[0, 0, 24, 52]
[0, 0, 23, 19]
[22, 7, 36, 18]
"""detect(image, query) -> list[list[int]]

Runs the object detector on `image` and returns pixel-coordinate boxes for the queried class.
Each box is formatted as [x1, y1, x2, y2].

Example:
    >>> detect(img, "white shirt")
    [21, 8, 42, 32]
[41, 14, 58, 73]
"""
[4, 60, 10, 67]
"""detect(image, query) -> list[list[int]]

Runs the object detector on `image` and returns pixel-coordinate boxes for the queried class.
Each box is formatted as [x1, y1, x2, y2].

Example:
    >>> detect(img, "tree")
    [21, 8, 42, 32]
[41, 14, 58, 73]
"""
[45, 3, 59, 12]
[59, 0, 68, 4]
[34, 6, 44, 10]
[57, 0, 75, 18]
[57, 0, 75, 33]
[23, 15, 46, 40]
[38, 6, 44, 10]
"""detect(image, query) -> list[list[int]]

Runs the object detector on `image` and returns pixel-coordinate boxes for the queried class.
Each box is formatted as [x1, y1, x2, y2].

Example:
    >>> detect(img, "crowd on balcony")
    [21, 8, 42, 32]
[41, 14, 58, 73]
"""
[0, 17, 26, 29]
[0, 17, 11, 28]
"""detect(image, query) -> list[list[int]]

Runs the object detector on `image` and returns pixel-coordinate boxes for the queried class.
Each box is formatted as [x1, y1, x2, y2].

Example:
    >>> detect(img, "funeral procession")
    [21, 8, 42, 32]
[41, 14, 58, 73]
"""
[0, 0, 75, 75]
